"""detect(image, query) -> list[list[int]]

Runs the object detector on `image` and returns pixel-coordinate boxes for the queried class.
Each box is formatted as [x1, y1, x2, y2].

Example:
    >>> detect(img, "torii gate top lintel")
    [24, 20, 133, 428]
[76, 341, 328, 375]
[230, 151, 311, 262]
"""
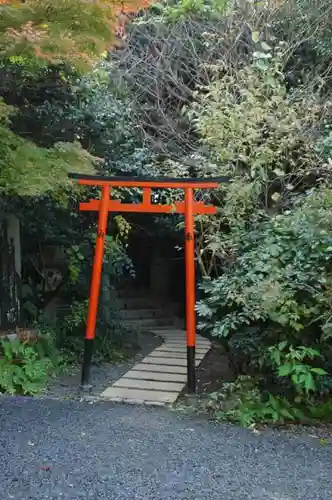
[68, 172, 230, 188]
[69, 172, 229, 394]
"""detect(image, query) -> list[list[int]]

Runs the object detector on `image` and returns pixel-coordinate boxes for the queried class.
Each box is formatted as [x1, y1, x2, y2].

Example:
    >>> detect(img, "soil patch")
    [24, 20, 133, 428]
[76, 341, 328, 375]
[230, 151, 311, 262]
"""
[195, 344, 234, 394]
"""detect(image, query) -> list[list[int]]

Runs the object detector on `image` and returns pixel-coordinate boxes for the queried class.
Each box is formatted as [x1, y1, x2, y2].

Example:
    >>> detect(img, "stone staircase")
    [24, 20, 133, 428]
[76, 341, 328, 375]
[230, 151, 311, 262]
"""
[117, 287, 184, 331]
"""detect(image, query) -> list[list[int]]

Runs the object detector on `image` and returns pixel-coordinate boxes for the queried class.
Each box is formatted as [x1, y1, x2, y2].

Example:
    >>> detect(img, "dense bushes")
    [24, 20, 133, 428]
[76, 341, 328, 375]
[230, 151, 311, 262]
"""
[198, 188, 332, 383]
[180, 1, 332, 424]
[196, 191, 332, 422]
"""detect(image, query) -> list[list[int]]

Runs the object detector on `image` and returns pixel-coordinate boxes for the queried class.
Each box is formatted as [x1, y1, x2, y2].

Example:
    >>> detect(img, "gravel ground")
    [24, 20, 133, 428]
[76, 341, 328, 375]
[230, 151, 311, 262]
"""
[43, 331, 162, 400]
[0, 397, 332, 500]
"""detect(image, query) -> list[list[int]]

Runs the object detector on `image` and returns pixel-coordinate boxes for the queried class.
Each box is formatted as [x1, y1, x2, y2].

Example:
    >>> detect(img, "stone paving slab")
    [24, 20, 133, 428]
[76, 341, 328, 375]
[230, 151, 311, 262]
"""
[152, 329, 185, 335]
[141, 356, 188, 366]
[157, 341, 210, 348]
[154, 344, 210, 351]
[147, 351, 205, 360]
[162, 334, 210, 341]
[140, 356, 203, 368]
[154, 346, 209, 355]
[162, 339, 211, 347]
[124, 369, 187, 383]
[113, 378, 184, 392]
[160, 347, 209, 353]
[133, 363, 187, 374]
[100, 387, 179, 404]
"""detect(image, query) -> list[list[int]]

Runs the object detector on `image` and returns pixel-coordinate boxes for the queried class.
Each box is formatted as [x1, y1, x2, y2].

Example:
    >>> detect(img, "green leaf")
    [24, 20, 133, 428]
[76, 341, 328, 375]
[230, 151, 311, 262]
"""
[304, 372, 315, 391]
[261, 41, 272, 52]
[278, 363, 293, 376]
[311, 368, 327, 375]
[254, 59, 269, 71]
[252, 31, 260, 43]
[278, 341, 288, 351]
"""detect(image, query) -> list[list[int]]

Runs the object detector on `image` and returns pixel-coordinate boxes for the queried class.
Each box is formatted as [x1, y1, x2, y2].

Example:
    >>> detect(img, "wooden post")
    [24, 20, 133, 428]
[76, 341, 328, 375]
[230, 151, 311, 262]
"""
[184, 187, 196, 392]
[81, 184, 110, 390]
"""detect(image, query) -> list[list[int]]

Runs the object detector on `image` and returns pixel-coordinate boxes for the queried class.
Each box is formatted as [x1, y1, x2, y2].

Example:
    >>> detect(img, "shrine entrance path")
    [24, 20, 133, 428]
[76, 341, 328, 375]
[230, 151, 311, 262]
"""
[100, 329, 211, 405]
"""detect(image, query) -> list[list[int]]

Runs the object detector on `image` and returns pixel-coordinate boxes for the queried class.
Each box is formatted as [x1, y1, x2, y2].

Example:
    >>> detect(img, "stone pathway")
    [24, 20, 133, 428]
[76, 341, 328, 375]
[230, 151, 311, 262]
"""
[100, 329, 211, 405]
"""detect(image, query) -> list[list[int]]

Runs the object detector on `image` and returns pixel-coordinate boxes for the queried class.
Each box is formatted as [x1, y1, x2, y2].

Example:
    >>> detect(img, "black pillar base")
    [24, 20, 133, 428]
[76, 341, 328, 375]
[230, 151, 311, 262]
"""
[80, 338, 94, 391]
[187, 346, 196, 393]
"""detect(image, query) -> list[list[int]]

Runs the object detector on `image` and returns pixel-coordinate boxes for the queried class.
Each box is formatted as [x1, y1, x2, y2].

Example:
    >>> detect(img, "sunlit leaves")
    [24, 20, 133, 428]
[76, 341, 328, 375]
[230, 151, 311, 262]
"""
[0, 123, 96, 196]
[0, 0, 151, 70]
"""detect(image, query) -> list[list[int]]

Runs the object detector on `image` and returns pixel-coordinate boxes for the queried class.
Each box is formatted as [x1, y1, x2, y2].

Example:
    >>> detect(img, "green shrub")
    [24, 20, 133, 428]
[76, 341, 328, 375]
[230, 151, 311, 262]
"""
[0, 338, 56, 395]
[197, 187, 332, 414]
[205, 376, 304, 427]
[198, 188, 332, 339]
[268, 342, 327, 399]
[309, 398, 332, 422]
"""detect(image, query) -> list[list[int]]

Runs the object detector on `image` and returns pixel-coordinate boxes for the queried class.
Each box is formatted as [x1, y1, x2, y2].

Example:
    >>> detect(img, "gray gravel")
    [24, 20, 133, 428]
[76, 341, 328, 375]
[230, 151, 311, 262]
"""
[43, 331, 162, 400]
[1, 397, 331, 500]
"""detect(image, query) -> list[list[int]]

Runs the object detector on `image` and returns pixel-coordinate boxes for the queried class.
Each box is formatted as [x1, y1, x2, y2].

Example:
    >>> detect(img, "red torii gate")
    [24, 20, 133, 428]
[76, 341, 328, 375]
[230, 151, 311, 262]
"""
[69, 173, 228, 392]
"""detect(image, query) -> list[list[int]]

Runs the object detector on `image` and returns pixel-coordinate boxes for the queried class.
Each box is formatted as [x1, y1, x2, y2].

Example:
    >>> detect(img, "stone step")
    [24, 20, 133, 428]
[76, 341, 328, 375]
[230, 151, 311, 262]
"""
[116, 287, 150, 299]
[122, 317, 176, 329]
[117, 295, 182, 313]
[117, 297, 168, 310]
[119, 308, 174, 320]
[160, 337, 211, 345]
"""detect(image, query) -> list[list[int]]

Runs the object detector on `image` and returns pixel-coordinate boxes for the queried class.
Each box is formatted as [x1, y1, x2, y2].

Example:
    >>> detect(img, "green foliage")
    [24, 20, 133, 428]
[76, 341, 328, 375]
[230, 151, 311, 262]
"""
[161, 0, 230, 21]
[309, 397, 332, 422]
[0, 122, 96, 196]
[0, 97, 15, 123]
[205, 376, 303, 427]
[0, 0, 118, 71]
[197, 187, 332, 418]
[268, 342, 327, 397]
[72, 67, 155, 176]
[276, 0, 332, 59]
[0, 54, 141, 361]
[191, 55, 325, 208]
[189, 2, 332, 426]
[55, 300, 88, 361]
[67, 245, 85, 284]
[0, 338, 55, 395]
[197, 188, 332, 341]
[0, 62, 82, 147]
[21, 283, 39, 322]
[54, 231, 136, 363]
[0, 0, 130, 198]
